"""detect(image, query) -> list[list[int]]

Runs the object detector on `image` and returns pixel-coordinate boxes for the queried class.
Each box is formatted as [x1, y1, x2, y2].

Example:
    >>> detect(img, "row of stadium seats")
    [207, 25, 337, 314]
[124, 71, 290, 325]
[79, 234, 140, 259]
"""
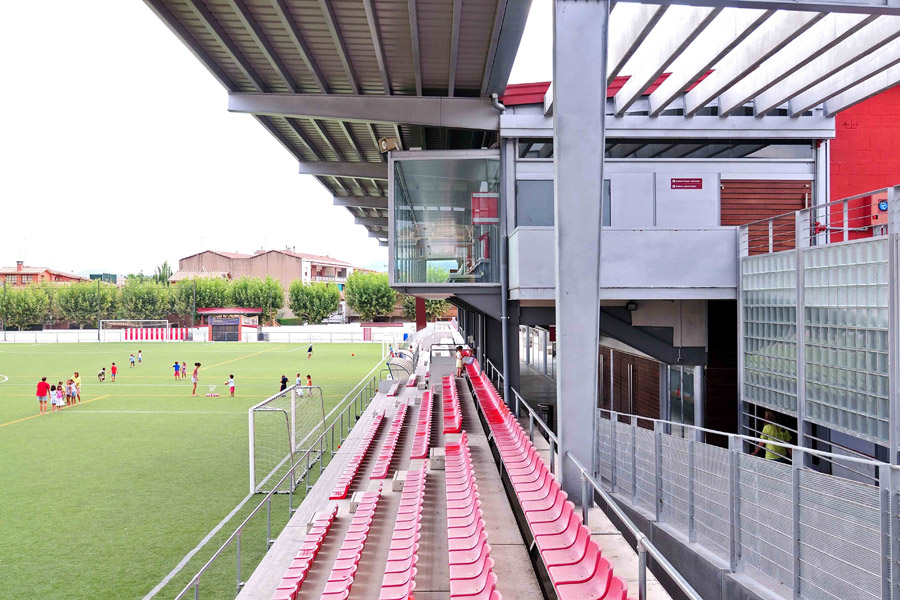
[386, 382, 402, 397]
[270, 504, 339, 600]
[406, 374, 418, 387]
[410, 390, 433, 460]
[321, 486, 383, 599]
[371, 402, 409, 479]
[330, 414, 384, 500]
[379, 463, 428, 599]
[467, 368, 632, 600]
[443, 376, 462, 434]
[446, 432, 501, 600]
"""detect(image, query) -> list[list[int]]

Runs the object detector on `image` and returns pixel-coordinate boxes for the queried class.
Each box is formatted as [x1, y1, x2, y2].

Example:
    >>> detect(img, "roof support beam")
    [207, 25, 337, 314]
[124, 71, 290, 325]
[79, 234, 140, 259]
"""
[614, 0, 900, 16]
[482, 0, 530, 95]
[408, 0, 423, 96]
[683, 11, 825, 116]
[379, 240, 389, 247]
[284, 118, 325, 161]
[614, 6, 721, 115]
[355, 216, 389, 227]
[368, 231, 387, 239]
[229, 93, 499, 130]
[309, 119, 345, 161]
[254, 116, 304, 161]
[718, 13, 875, 116]
[756, 16, 900, 115]
[648, 8, 773, 116]
[184, 0, 266, 92]
[299, 162, 389, 179]
[272, 0, 328, 93]
[825, 62, 900, 115]
[318, 0, 359, 94]
[333, 196, 388, 209]
[448, 0, 462, 96]
[228, 0, 299, 93]
[338, 122, 364, 161]
[143, 0, 237, 91]
[608, 4, 668, 82]
[366, 124, 386, 162]
[362, 0, 392, 94]
[480, 0, 508, 95]
[791, 33, 900, 114]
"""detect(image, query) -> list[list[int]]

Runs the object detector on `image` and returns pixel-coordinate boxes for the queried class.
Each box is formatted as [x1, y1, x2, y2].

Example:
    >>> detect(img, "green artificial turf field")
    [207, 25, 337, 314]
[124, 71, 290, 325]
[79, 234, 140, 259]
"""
[0, 342, 385, 600]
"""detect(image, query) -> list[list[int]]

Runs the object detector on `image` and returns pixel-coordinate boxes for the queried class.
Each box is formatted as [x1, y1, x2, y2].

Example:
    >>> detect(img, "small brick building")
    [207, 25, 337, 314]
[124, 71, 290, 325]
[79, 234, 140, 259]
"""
[0, 261, 88, 287]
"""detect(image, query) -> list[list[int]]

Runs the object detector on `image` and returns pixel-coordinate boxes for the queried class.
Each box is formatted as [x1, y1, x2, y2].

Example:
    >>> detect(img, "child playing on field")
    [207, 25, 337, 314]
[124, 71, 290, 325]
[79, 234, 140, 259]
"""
[173, 361, 181, 380]
[137, 350, 143, 365]
[57, 384, 65, 410]
[129, 353, 135, 368]
[306, 374, 312, 388]
[182, 362, 187, 379]
[50, 385, 58, 412]
[69, 380, 78, 407]
[97, 367, 106, 382]
[307, 344, 313, 359]
[225, 375, 235, 397]
[296, 373, 304, 397]
[191, 363, 201, 396]
[111, 363, 118, 382]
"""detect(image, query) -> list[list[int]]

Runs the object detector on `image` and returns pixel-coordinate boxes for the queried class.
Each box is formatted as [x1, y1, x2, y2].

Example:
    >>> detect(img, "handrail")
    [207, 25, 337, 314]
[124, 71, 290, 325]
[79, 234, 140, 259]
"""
[741, 184, 897, 229]
[597, 408, 892, 470]
[566, 451, 703, 600]
[171, 368, 381, 599]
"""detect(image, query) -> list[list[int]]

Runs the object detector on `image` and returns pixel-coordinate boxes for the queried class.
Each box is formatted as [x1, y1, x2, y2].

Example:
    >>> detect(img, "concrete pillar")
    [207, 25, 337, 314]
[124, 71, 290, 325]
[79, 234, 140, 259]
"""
[554, 0, 608, 494]
[506, 302, 521, 393]
[415, 297, 426, 331]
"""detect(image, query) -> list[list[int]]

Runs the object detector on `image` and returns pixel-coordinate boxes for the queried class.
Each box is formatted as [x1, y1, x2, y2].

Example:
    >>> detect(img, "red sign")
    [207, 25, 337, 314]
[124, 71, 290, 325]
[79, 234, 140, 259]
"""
[671, 178, 703, 190]
[472, 192, 499, 225]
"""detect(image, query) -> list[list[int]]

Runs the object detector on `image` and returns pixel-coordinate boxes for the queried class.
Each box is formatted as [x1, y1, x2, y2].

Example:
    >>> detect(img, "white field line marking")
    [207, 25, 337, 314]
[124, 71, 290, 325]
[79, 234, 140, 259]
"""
[142, 492, 255, 600]
[63, 410, 239, 415]
[0, 374, 8, 384]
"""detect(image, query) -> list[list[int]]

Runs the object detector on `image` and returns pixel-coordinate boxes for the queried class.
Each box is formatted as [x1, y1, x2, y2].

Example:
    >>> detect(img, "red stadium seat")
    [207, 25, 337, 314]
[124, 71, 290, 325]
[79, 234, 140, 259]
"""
[371, 403, 408, 479]
[330, 414, 385, 500]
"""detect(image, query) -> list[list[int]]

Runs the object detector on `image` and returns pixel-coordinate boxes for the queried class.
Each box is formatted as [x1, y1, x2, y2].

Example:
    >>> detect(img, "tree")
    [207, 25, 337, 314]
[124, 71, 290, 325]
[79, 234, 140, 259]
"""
[230, 276, 284, 323]
[288, 281, 340, 324]
[399, 267, 451, 323]
[5, 286, 50, 330]
[344, 271, 396, 322]
[174, 276, 230, 316]
[153, 261, 173, 285]
[120, 279, 170, 320]
[57, 281, 117, 328]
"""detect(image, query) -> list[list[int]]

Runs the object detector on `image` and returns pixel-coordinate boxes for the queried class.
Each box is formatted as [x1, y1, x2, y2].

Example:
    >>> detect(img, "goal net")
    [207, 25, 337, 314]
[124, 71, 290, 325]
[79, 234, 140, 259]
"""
[99, 320, 186, 342]
[249, 385, 327, 494]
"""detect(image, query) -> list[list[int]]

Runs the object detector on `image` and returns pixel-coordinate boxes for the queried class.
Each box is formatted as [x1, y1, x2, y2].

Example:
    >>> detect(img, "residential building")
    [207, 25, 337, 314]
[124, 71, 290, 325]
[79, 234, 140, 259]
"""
[175, 249, 353, 291]
[0, 261, 87, 287]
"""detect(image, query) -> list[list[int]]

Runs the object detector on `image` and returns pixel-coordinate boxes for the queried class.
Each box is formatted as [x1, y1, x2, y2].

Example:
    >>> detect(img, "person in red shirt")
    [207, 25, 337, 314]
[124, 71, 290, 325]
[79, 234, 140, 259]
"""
[36, 377, 50, 415]
[111, 363, 118, 382]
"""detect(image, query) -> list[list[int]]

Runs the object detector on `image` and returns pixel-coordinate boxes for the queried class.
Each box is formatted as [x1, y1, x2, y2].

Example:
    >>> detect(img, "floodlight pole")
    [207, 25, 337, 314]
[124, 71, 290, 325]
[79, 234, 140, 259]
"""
[97, 279, 101, 342]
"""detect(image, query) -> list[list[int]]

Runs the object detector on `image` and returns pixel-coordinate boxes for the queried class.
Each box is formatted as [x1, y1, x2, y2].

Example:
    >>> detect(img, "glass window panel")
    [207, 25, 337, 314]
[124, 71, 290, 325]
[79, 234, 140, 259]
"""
[393, 156, 501, 284]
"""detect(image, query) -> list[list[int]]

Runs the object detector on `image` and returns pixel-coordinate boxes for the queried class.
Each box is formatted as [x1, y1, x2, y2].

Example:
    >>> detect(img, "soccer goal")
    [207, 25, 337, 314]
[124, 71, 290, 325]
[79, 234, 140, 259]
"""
[249, 385, 327, 494]
[99, 319, 187, 342]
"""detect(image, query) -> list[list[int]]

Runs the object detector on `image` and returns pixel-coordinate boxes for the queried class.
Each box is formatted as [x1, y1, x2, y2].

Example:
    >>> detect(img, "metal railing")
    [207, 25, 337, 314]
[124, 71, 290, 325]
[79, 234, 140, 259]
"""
[172, 372, 380, 599]
[566, 451, 703, 600]
[485, 358, 560, 476]
[595, 409, 900, 600]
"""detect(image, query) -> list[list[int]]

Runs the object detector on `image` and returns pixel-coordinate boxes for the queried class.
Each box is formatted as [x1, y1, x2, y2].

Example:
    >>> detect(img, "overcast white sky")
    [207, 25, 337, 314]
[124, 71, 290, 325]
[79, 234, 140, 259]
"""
[0, 1, 552, 277]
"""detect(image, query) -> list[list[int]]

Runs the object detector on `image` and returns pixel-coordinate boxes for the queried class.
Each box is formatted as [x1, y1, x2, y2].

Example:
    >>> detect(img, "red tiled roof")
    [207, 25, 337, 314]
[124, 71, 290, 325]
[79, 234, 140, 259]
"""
[0, 266, 87, 279]
[501, 72, 712, 105]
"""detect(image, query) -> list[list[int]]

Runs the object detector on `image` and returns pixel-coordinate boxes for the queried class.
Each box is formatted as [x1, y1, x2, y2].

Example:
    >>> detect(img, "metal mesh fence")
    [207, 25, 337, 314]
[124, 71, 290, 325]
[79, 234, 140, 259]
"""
[798, 470, 881, 600]
[660, 435, 690, 528]
[692, 443, 731, 558]
[614, 420, 634, 496]
[634, 427, 657, 512]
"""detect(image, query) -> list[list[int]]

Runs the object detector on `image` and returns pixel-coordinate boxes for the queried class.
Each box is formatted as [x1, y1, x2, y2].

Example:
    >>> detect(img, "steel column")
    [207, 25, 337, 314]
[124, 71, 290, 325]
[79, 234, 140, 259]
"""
[554, 0, 608, 494]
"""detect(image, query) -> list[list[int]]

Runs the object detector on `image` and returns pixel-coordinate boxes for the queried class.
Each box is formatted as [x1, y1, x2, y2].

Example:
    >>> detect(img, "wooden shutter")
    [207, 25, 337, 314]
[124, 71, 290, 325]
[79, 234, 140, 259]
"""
[721, 179, 811, 255]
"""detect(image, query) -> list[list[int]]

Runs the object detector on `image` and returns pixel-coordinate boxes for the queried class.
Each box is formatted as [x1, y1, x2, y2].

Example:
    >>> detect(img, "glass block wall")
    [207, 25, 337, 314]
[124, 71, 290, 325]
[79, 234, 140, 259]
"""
[741, 251, 799, 415]
[803, 239, 890, 443]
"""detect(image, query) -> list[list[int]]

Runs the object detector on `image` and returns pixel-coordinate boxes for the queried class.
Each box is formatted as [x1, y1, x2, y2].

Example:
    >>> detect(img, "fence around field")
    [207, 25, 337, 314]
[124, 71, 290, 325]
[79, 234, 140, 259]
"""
[170, 366, 383, 600]
[594, 408, 899, 600]
[0, 326, 412, 344]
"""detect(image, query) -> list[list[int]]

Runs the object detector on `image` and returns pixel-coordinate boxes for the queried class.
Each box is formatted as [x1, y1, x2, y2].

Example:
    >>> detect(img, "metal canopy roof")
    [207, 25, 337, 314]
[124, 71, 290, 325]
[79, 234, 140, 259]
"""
[144, 0, 530, 244]
[543, 2, 900, 124]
